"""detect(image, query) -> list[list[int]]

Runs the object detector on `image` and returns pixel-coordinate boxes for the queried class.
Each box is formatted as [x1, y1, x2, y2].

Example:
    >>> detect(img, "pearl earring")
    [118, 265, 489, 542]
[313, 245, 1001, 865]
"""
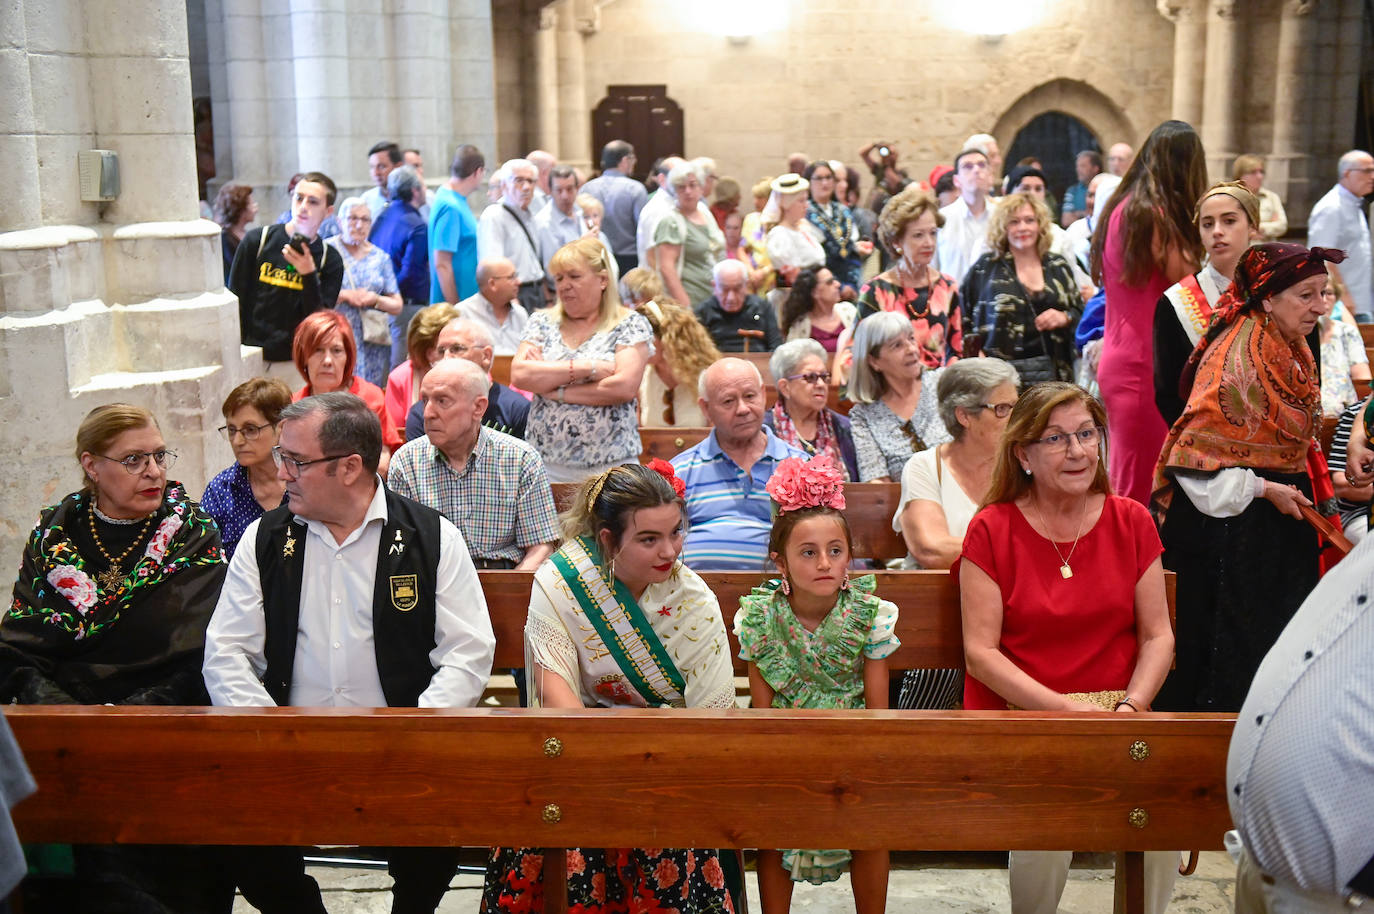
[1024, 466, 1032, 476]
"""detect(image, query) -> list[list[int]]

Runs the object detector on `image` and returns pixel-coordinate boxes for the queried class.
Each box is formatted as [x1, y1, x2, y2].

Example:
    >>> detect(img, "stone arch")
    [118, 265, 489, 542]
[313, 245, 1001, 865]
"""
[992, 79, 1136, 158]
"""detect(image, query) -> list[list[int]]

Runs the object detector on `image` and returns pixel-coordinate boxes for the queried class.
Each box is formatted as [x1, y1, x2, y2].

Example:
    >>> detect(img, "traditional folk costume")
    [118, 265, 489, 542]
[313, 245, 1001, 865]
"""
[1152, 243, 1341, 712]
[482, 534, 738, 914]
[2, 482, 229, 912]
[1153, 262, 1229, 427]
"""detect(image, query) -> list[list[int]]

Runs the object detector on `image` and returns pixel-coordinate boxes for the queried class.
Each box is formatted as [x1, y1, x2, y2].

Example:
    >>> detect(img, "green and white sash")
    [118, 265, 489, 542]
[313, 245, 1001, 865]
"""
[550, 537, 686, 707]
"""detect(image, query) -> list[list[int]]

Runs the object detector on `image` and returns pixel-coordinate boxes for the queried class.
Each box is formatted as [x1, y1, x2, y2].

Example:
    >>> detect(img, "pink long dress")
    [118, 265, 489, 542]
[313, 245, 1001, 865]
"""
[1098, 199, 1174, 505]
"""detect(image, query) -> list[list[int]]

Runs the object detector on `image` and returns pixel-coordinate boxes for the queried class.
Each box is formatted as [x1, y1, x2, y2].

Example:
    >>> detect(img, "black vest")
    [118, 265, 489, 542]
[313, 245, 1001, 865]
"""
[254, 488, 442, 707]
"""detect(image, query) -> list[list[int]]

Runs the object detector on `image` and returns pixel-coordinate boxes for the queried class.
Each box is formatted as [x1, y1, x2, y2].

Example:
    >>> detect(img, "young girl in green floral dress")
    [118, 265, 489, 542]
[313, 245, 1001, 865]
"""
[733, 454, 897, 914]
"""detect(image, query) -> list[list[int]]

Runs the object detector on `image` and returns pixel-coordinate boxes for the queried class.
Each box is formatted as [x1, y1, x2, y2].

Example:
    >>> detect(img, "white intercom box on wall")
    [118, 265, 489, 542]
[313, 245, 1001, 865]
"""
[78, 150, 120, 202]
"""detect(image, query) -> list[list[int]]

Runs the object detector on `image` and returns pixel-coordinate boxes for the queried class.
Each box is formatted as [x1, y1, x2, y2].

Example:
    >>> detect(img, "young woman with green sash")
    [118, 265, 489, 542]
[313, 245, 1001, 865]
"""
[482, 460, 739, 914]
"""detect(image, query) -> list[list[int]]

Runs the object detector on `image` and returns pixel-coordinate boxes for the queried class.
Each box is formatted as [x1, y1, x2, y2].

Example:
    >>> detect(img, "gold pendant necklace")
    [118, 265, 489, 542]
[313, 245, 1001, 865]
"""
[87, 502, 153, 591]
[1030, 494, 1089, 580]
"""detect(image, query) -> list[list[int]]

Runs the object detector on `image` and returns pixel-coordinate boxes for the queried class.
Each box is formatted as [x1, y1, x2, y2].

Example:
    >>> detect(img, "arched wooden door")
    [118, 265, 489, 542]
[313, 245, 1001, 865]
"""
[1005, 112, 1100, 203]
[591, 86, 683, 182]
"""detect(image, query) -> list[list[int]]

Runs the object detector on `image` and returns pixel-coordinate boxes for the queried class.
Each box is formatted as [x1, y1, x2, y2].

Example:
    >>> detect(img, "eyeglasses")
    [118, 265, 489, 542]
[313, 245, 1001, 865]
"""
[218, 422, 274, 441]
[1030, 427, 1104, 453]
[271, 446, 350, 478]
[974, 402, 1015, 418]
[345, 214, 371, 224]
[435, 342, 474, 358]
[96, 450, 177, 474]
[784, 371, 831, 386]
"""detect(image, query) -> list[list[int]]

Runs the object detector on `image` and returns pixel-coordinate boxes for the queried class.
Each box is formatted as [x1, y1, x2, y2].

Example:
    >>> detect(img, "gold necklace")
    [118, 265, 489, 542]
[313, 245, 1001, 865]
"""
[1030, 494, 1089, 580]
[87, 502, 153, 591]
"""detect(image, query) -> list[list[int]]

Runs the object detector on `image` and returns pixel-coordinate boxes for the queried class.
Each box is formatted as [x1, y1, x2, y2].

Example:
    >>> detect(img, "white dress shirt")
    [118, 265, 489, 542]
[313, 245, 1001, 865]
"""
[477, 203, 544, 284]
[937, 196, 991, 286]
[457, 291, 529, 356]
[1228, 530, 1374, 895]
[1308, 184, 1372, 316]
[635, 189, 676, 268]
[203, 481, 495, 709]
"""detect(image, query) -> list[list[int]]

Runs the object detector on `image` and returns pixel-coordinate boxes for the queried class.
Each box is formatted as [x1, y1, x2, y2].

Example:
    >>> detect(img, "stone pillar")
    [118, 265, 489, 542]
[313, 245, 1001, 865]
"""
[1157, 0, 1206, 127]
[533, 3, 560, 155]
[1269, 0, 1317, 224]
[449, 0, 498, 167]
[555, 1, 592, 171]
[1200, 0, 1243, 181]
[0, 0, 251, 570]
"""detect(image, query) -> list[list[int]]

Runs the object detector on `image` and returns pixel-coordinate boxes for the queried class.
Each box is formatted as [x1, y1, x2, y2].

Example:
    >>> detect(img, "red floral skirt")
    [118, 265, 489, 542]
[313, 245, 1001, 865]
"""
[482, 846, 735, 914]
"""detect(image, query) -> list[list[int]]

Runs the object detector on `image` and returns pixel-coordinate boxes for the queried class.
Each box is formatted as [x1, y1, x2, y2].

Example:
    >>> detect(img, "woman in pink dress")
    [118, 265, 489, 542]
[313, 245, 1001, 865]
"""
[1091, 121, 1208, 504]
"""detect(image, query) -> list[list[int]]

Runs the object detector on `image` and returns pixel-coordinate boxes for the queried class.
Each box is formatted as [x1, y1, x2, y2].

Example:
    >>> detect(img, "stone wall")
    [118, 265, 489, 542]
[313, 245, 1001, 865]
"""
[0, 0, 252, 573]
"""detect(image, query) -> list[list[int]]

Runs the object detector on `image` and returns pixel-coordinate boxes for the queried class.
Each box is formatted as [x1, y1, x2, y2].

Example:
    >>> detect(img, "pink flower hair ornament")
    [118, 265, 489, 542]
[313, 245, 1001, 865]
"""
[765, 454, 846, 513]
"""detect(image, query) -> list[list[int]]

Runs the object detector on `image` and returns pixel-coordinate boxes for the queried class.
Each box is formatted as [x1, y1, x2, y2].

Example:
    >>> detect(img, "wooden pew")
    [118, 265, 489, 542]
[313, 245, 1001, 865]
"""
[7, 706, 1235, 914]
[552, 482, 907, 561]
[477, 569, 1177, 675]
[638, 427, 711, 461]
[1362, 323, 1374, 348]
[492, 354, 513, 387]
[1322, 415, 1340, 455]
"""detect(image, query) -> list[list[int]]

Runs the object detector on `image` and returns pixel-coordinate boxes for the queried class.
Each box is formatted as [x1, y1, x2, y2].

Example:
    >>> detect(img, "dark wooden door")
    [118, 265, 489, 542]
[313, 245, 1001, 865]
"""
[1006, 112, 1100, 204]
[591, 85, 683, 182]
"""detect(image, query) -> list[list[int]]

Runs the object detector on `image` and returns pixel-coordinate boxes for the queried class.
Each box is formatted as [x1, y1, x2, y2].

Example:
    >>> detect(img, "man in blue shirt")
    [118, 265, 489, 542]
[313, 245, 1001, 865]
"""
[430, 144, 485, 305]
[371, 164, 429, 369]
[580, 140, 647, 275]
[671, 358, 806, 571]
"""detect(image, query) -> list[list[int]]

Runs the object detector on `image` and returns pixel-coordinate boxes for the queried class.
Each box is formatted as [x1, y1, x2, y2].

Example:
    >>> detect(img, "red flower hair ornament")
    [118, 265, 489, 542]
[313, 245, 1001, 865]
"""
[646, 458, 687, 499]
[766, 454, 846, 512]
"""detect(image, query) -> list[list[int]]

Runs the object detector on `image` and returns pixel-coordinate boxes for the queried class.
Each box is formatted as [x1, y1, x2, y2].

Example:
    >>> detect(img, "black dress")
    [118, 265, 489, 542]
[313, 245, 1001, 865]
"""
[1154, 469, 1320, 712]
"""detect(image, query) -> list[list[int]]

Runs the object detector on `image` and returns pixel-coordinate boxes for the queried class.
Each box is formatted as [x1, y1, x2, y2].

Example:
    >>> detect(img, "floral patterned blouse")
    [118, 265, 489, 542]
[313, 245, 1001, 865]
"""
[327, 238, 399, 388]
[522, 309, 654, 468]
[856, 273, 963, 367]
[733, 574, 899, 709]
[848, 367, 951, 481]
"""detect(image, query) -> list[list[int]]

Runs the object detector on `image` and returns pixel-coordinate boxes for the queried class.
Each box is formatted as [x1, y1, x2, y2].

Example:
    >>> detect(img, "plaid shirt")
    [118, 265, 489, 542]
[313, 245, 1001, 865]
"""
[388, 426, 560, 563]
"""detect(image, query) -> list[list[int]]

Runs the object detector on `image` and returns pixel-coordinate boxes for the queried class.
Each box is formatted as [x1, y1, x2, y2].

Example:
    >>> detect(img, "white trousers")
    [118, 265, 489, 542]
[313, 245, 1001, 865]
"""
[1233, 843, 1355, 914]
[1008, 850, 1180, 914]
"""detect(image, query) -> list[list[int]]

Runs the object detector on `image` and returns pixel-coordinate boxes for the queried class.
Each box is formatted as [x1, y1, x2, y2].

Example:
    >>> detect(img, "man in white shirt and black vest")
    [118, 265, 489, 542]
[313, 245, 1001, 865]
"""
[203, 392, 495, 914]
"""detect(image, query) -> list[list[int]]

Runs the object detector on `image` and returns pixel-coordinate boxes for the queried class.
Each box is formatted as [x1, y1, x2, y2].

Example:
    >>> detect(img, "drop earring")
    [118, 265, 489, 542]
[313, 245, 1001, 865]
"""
[780, 577, 791, 596]
[840, 572, 851, 591]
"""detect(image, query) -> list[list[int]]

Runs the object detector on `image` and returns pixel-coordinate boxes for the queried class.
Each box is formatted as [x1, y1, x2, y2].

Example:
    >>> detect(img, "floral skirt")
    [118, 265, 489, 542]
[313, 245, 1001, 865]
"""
[482, 846, 735, 914]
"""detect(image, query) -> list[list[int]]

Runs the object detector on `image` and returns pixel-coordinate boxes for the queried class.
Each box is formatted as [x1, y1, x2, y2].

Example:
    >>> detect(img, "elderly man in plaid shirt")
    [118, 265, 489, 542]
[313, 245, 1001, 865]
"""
[389, 358, 559, 570]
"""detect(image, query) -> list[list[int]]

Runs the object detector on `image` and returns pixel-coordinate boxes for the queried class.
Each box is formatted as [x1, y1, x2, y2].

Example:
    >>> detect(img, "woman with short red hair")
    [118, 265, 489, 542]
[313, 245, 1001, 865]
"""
[290, 310, 402, 473]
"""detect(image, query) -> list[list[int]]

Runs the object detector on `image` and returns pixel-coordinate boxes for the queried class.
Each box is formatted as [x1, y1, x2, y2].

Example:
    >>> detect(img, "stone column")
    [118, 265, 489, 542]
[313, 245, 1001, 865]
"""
[1157, 0, 1207, 126]
[533, 3, 560, 156]
[1269, 0, 1317, 224]
[0, 0, 251, 571]
[449, 0, 498, 166]
[1200, 0, 1243, 181]
[555, 1, 592, 171]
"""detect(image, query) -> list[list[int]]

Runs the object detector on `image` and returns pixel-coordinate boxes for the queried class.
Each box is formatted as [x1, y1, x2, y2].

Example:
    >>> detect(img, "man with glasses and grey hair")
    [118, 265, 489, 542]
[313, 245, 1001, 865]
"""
[478, 158, 546, 313]
[403, 317, 530, 441]
[1309, 150, 1374, 321]
[204, 391, 494, 914]
[371, 164, 431, 369]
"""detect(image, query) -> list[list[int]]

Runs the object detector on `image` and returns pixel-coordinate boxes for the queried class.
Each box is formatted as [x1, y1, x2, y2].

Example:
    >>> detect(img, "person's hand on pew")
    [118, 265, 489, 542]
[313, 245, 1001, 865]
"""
[1344, 395, 1374, 486]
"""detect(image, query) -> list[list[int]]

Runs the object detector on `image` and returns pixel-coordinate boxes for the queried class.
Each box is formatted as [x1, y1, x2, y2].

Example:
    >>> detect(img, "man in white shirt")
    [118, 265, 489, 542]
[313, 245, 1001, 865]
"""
[1107, 142, 1134, 177]
[204, 392, 495, 914]
[477, 158, 545, 313]
[534, 164, 587, 290]
[458, 257, 528, 355]
[936, 148, 993, 286]
[526, 149, 556, 215]
[1308, 149, 1374, 320]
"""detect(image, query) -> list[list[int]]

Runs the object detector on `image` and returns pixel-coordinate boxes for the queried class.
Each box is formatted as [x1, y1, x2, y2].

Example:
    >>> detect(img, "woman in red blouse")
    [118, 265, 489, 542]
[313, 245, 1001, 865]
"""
[959, 381, 1176, 914]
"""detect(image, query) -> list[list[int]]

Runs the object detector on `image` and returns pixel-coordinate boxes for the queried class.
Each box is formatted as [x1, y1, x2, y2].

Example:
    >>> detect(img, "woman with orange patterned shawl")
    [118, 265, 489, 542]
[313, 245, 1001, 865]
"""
[1151, 243, 1342, 711]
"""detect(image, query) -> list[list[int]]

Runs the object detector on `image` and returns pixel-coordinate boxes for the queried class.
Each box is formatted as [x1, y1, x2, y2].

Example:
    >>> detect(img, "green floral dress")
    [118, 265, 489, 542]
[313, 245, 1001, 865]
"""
[732, 574, 899, 883]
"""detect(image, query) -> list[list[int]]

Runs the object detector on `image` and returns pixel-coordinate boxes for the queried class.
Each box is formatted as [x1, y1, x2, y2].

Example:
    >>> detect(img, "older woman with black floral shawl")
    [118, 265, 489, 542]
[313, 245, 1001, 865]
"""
[1, 402, 229, 911]
[1152, 243, 1342, 712]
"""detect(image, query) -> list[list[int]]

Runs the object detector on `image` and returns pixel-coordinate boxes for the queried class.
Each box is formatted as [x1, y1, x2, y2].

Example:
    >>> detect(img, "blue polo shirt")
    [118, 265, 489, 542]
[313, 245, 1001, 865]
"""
[428, 187, 478, 303]
[671, 427, 807, 571]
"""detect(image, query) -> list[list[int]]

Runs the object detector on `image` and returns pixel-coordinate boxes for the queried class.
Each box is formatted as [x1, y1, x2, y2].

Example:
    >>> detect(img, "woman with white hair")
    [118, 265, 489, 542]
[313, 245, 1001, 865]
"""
[847, 312, 951, 482]
[327, 196, 403, 387]
[764, 338, 860, 479]
[651, 162, 719, 306]
[764, 173, 826, 290]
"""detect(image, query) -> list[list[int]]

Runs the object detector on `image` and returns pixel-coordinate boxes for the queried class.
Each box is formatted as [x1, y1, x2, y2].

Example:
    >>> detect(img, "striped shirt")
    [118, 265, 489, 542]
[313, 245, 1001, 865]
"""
[387, 427, 560, 564]
[671, 427, 807, 571]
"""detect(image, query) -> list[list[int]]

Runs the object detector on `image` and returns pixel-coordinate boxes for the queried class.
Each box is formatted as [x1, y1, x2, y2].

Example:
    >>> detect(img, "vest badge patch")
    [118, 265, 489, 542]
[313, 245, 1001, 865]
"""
[389, 574, 418, 611]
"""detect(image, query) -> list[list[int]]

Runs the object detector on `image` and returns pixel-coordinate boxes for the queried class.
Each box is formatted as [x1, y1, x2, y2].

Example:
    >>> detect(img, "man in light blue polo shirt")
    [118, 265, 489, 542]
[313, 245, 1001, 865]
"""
[671, 358, 806, 571]
[430, 144, 485, 305]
